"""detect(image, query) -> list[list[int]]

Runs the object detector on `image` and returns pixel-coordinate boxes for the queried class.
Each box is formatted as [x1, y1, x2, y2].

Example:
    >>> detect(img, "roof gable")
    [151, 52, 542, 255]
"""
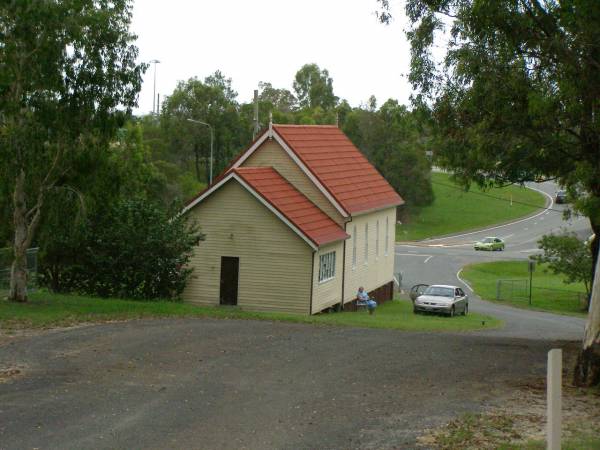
[182, 167, 348, 248]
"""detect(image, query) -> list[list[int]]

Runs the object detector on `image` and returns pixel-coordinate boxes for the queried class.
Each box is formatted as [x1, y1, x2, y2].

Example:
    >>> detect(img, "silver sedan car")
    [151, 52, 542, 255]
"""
[413, 285, 469, 317]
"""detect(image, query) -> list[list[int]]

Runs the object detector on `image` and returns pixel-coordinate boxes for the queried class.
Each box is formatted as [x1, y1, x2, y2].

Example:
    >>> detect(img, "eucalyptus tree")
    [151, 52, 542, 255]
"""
[377, 0, 600, 385]
[160, 72, 249, 185]
[293, 64, 338, 110]
[0, 0, 145, 302]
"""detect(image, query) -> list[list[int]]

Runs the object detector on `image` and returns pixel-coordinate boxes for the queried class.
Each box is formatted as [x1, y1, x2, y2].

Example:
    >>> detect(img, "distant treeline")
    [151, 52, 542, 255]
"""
[139, 63, 434, 209]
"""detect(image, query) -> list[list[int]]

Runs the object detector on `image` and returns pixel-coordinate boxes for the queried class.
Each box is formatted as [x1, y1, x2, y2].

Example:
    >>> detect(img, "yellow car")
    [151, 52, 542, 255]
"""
[474, 237, 505, 251]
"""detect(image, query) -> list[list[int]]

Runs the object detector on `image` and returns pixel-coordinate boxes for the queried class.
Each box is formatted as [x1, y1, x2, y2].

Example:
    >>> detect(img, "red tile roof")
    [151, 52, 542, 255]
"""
[273, 125, 404, 215]
[233, 167, 349, 247]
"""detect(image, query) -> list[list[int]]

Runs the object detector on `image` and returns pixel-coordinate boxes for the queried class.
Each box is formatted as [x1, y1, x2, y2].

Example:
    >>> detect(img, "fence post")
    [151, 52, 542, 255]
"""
[547, 348, 562, 450]
[496, 280, 501, 300]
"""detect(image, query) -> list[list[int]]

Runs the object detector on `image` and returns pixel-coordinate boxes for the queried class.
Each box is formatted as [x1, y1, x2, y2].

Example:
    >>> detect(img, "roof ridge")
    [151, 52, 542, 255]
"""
[273, 124, 338, 128]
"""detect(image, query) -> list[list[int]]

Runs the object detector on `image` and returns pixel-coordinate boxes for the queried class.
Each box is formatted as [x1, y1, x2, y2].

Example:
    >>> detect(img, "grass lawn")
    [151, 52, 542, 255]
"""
[397, 172, 547, 241]
[0, 291, 501, 332]
[461, 260, 588, 316]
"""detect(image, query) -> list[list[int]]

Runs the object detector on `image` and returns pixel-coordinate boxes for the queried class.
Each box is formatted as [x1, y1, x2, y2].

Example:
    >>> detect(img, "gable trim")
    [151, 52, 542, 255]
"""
[182, 171, 319, 251]
[231, 130, 350, 219]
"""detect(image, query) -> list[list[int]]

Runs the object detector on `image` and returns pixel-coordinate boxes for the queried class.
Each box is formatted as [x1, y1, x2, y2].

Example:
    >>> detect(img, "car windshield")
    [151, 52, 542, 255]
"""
[424, 286, 454, 297]
[482, 238, 494, 243]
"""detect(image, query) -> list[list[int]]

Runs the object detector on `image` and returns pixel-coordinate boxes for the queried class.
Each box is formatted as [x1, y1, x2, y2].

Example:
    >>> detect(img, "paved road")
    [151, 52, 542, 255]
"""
[395, 181, 590, 340]
[0, 319, 565, 450]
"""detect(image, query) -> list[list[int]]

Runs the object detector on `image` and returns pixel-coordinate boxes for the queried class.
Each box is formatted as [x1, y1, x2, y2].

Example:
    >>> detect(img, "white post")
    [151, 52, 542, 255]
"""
[547, 348, 562, 450]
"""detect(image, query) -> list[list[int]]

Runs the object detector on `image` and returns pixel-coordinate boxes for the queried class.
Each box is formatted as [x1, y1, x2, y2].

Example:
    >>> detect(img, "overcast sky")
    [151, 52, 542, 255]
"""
[130, 0, 412, 115]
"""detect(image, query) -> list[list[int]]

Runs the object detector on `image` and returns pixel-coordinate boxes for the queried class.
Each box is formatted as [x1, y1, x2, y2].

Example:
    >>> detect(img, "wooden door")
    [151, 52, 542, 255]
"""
[219, 257, 239, 306]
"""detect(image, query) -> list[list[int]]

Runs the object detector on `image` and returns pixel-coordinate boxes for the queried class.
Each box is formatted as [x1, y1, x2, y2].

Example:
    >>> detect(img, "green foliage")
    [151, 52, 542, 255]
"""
[379, 0, 600, 257]
[258, 81, 297, 113]
[137, 64, 434, 211]
[342, 98, 434, 208]
[41, 199, 203, 300]
[0, 0, 146, 300]
[293, 63, 338, 110]
[0, 0, 145, 206]
[143, 72, 251, 199]
[36, 122, 168, 292]
[533, 233, 593, 297]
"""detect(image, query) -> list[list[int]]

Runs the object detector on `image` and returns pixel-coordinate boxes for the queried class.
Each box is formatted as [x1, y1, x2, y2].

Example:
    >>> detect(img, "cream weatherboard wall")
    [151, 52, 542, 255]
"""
[310, 240, 344, 314]
[343, 207, 396, 304]
[183, 180, 313, 314]
[242, 140, 346, 226]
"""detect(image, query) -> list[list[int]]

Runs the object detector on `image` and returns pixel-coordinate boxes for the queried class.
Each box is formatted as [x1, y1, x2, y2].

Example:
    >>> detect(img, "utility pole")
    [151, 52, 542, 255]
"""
[150, 59, 160, 115]
[253, 89, 259, 138]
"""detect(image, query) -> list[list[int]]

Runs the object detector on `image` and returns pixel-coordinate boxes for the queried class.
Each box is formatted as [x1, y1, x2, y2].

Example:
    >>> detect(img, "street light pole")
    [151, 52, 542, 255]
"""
[187, 118, 214, 185]
[150, 59, 160, 115]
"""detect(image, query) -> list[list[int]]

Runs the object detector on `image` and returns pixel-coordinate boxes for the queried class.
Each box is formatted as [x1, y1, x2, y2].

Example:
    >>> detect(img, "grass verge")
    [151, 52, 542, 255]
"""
[461, 261, 588, 316]
[397, 172, 547, 241]
[0, 291, 501, 332]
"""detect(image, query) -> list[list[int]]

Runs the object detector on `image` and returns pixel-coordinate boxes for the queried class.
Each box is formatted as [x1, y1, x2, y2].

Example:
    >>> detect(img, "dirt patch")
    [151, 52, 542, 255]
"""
[418, 344, 600, 449]
[0, 366, 24, 383]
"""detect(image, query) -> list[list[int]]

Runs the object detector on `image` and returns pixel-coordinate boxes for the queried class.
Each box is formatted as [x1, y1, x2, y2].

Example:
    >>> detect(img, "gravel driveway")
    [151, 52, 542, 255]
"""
[0, 318, 566, 449]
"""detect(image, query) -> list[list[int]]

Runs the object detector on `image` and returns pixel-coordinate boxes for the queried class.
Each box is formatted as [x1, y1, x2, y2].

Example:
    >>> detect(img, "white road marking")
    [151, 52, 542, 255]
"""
[520, 249, 540, 253]
[418, 185, 554, 244]
[501, 234, 514, 240]
[424, 256, 433, 263]
[395, 252, 434, 258]
[524, 228, 529, 231]
[456, 268, 474, 292]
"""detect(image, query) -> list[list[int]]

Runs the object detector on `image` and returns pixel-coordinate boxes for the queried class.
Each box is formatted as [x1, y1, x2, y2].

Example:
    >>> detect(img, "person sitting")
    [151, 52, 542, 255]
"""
[357, 287, 377, 314]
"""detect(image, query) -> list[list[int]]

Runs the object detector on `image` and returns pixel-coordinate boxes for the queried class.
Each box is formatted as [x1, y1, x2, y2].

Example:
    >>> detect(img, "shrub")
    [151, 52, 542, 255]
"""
[41, 199, 203, 299]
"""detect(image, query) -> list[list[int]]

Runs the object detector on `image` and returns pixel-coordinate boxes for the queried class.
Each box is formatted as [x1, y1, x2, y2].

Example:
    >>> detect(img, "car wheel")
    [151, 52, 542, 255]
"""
[413, 308, 419, 314]
[449, 306, 455, 317]
[463, 304, 468, 316]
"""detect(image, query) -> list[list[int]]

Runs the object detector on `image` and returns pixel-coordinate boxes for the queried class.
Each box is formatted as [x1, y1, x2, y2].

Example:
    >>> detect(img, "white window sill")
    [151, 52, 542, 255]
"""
[319, 276, 335, 284]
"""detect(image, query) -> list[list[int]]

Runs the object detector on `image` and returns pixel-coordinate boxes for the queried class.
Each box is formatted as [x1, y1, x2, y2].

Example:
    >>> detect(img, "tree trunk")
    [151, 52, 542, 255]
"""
[9, 171, 29, 302]
[574, 244, 600, 386]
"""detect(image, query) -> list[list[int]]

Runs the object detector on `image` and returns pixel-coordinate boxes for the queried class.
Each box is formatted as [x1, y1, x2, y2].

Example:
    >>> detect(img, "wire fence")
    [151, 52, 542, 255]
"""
[0, 248, 39, 298]
[496, 278, 588, 313]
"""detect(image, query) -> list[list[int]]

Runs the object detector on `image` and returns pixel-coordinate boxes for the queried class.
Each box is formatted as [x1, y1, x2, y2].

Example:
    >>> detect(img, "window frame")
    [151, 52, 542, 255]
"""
[318, 251, 336, 283]
[385, 216, 389, 256]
